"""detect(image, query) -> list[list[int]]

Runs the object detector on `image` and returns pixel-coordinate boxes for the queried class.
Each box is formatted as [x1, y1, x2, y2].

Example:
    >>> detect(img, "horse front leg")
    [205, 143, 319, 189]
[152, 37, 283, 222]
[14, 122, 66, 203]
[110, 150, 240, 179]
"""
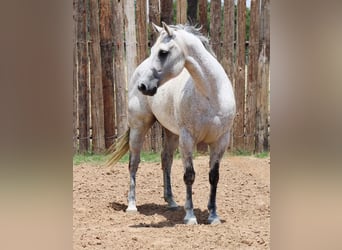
[161, 128, 179, 210]
[179, 130, 197, 225]
[207, 133, 230, 224]
[126, 128, 146, 213]
[127, 153, 139, 212]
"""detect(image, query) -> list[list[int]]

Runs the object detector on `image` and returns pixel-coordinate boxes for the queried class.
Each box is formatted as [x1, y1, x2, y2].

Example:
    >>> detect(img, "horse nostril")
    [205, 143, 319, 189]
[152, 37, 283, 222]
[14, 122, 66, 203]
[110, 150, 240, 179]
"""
[138, 83, 157, 96]
[152, 86, 157, 94]
[138, 83, 146, 92]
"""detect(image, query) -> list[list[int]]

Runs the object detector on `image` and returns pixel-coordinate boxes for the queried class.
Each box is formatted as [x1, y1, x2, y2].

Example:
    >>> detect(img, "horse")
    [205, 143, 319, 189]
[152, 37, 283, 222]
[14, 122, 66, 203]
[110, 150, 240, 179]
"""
[108, 22, 236, 225]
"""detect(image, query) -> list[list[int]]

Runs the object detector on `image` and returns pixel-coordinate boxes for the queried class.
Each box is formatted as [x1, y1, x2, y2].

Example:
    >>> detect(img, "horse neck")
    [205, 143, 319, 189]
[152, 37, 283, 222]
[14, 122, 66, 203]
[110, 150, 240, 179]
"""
[183, 38, 228, 100]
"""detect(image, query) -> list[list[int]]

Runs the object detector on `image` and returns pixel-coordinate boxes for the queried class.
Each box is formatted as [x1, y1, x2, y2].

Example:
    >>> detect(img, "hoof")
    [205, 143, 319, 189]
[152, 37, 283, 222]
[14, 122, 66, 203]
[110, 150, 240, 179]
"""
[126, 206, 138, 213]
[208, 216, 221, 225]
[184, 217, 198, 225]
[167, 200, 179, 210]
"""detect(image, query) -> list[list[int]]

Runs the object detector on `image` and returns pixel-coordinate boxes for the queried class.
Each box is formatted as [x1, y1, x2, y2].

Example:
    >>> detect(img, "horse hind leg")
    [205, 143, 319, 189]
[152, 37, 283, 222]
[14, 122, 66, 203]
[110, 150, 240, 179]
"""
[207, 133, 230, 224]
[161, 128, 179, 210]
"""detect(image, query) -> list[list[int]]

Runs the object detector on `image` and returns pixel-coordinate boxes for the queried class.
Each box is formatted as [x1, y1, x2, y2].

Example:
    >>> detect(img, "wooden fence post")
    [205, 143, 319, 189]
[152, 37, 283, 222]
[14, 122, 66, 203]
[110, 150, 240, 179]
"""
[76, 0, 89, 153]
[187, 0, 198, 23]
[210, 0, 222, 61]
[256, 0, 270, 152]
[124, 0, 137, 85]
[99, 0, 115, 149]
[113, 0, 128, 137]
[222, 0, 235, 81]
[136, 0, 148, 64]
[149, 0, 161, 45]
[233, 0, 246, 151]
[198, 0, 208, 36]
[89, 0, 106, 153]
[245, 0, 260, 153]
[177, 0, 187, 24]
[73, 0, 78, 153]
[256, 44, 269, 153]
[161, 0, 174, 25]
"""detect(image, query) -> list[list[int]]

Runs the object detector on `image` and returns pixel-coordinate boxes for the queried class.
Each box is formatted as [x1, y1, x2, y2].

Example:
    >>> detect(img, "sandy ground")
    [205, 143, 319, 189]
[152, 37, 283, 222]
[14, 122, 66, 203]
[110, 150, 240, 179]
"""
[73, 155, 270, 249]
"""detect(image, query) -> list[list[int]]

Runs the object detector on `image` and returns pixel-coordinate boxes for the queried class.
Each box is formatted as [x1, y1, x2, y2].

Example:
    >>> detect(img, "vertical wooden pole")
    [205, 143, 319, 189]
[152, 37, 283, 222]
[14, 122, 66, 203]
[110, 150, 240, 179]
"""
[136, 0, 148, 64]
[187, 0, 198, 23]
[161, 0, 174, 25]
[177, 0, 187, 24]
[265, 0, 270, 152]
[256, 44, 269, 153]
[73, 0, 78, 153]
[233, 0, 246, 151]
[149, 0, 161, 44]
[113, 0, 128, 137]
[245, 0, 259, 153]
[89, 0, 106, 153]
[198, 0, 208, 36]
[99, 0, 115, 149]
[222, 0, 234, 80]
[210, 0, 222, 61]
[76, 0, 89, 153]
[124, 0, 137, 85]
[259, 0, 270, 58]
[256, 0, 270, 152]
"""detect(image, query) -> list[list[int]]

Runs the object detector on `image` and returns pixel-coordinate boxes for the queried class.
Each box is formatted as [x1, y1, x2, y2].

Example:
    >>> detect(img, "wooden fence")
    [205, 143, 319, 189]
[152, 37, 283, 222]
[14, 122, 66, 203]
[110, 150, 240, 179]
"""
[73, 0, 270, 154]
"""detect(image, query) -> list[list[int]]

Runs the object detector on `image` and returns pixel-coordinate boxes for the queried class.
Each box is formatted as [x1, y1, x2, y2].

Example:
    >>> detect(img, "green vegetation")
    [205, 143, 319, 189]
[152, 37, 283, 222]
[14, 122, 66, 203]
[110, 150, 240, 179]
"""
[119, 151, 162, 163]
[73, 151, 165, 166]
[231, 149, 252, 156]
[73, 150, 188, 166]
[73, 153, 109, 165]
[255, 151, 269, 158]
[73, 149, 269, 165]
[230, 150, 270, 158]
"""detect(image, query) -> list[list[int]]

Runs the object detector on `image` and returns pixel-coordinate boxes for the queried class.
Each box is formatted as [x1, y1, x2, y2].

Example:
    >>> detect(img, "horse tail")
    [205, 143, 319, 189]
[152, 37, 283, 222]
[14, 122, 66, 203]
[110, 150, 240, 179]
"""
[106, 128, 130, 168]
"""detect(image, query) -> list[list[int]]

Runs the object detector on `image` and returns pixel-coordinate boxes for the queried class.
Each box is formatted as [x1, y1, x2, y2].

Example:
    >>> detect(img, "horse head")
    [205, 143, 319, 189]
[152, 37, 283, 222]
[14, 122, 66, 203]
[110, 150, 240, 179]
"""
[137, 22, 186, 96]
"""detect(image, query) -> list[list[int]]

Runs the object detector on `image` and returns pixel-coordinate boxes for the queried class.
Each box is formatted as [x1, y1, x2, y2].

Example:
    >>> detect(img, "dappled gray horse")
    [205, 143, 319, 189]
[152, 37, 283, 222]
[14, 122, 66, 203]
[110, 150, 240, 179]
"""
[108, 23, 236, 225]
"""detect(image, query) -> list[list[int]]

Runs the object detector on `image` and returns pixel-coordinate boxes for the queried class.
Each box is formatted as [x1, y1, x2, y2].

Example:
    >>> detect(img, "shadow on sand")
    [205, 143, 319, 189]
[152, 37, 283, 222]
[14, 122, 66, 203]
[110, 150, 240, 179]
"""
[109, 201, 225, 227]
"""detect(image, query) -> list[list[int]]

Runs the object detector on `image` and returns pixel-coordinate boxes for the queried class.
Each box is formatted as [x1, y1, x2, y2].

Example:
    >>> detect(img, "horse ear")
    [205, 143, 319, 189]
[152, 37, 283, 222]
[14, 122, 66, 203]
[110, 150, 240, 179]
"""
[162, 21, 173, 37]
[151, 22, 162, 33]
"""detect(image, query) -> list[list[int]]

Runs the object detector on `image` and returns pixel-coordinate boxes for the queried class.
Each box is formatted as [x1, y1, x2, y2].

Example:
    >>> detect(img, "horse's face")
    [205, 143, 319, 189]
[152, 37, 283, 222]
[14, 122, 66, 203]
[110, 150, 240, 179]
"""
[137, 23, 186, 96]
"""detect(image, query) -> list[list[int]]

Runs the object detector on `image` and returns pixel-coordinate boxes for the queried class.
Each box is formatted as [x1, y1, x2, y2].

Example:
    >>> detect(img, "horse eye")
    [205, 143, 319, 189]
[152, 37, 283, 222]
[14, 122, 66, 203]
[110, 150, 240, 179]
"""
[158, 49, 169, 58]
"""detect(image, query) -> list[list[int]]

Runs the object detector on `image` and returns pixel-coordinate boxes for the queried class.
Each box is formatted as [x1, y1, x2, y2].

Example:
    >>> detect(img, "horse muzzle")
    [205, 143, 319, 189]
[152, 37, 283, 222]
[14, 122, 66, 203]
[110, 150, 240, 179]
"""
[138, 82, 157, 96]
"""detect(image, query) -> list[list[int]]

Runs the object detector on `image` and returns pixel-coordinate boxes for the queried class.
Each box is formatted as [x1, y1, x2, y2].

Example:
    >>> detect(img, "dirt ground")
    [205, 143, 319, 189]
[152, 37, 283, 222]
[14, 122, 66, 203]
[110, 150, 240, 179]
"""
[73, 155, 270, 249]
